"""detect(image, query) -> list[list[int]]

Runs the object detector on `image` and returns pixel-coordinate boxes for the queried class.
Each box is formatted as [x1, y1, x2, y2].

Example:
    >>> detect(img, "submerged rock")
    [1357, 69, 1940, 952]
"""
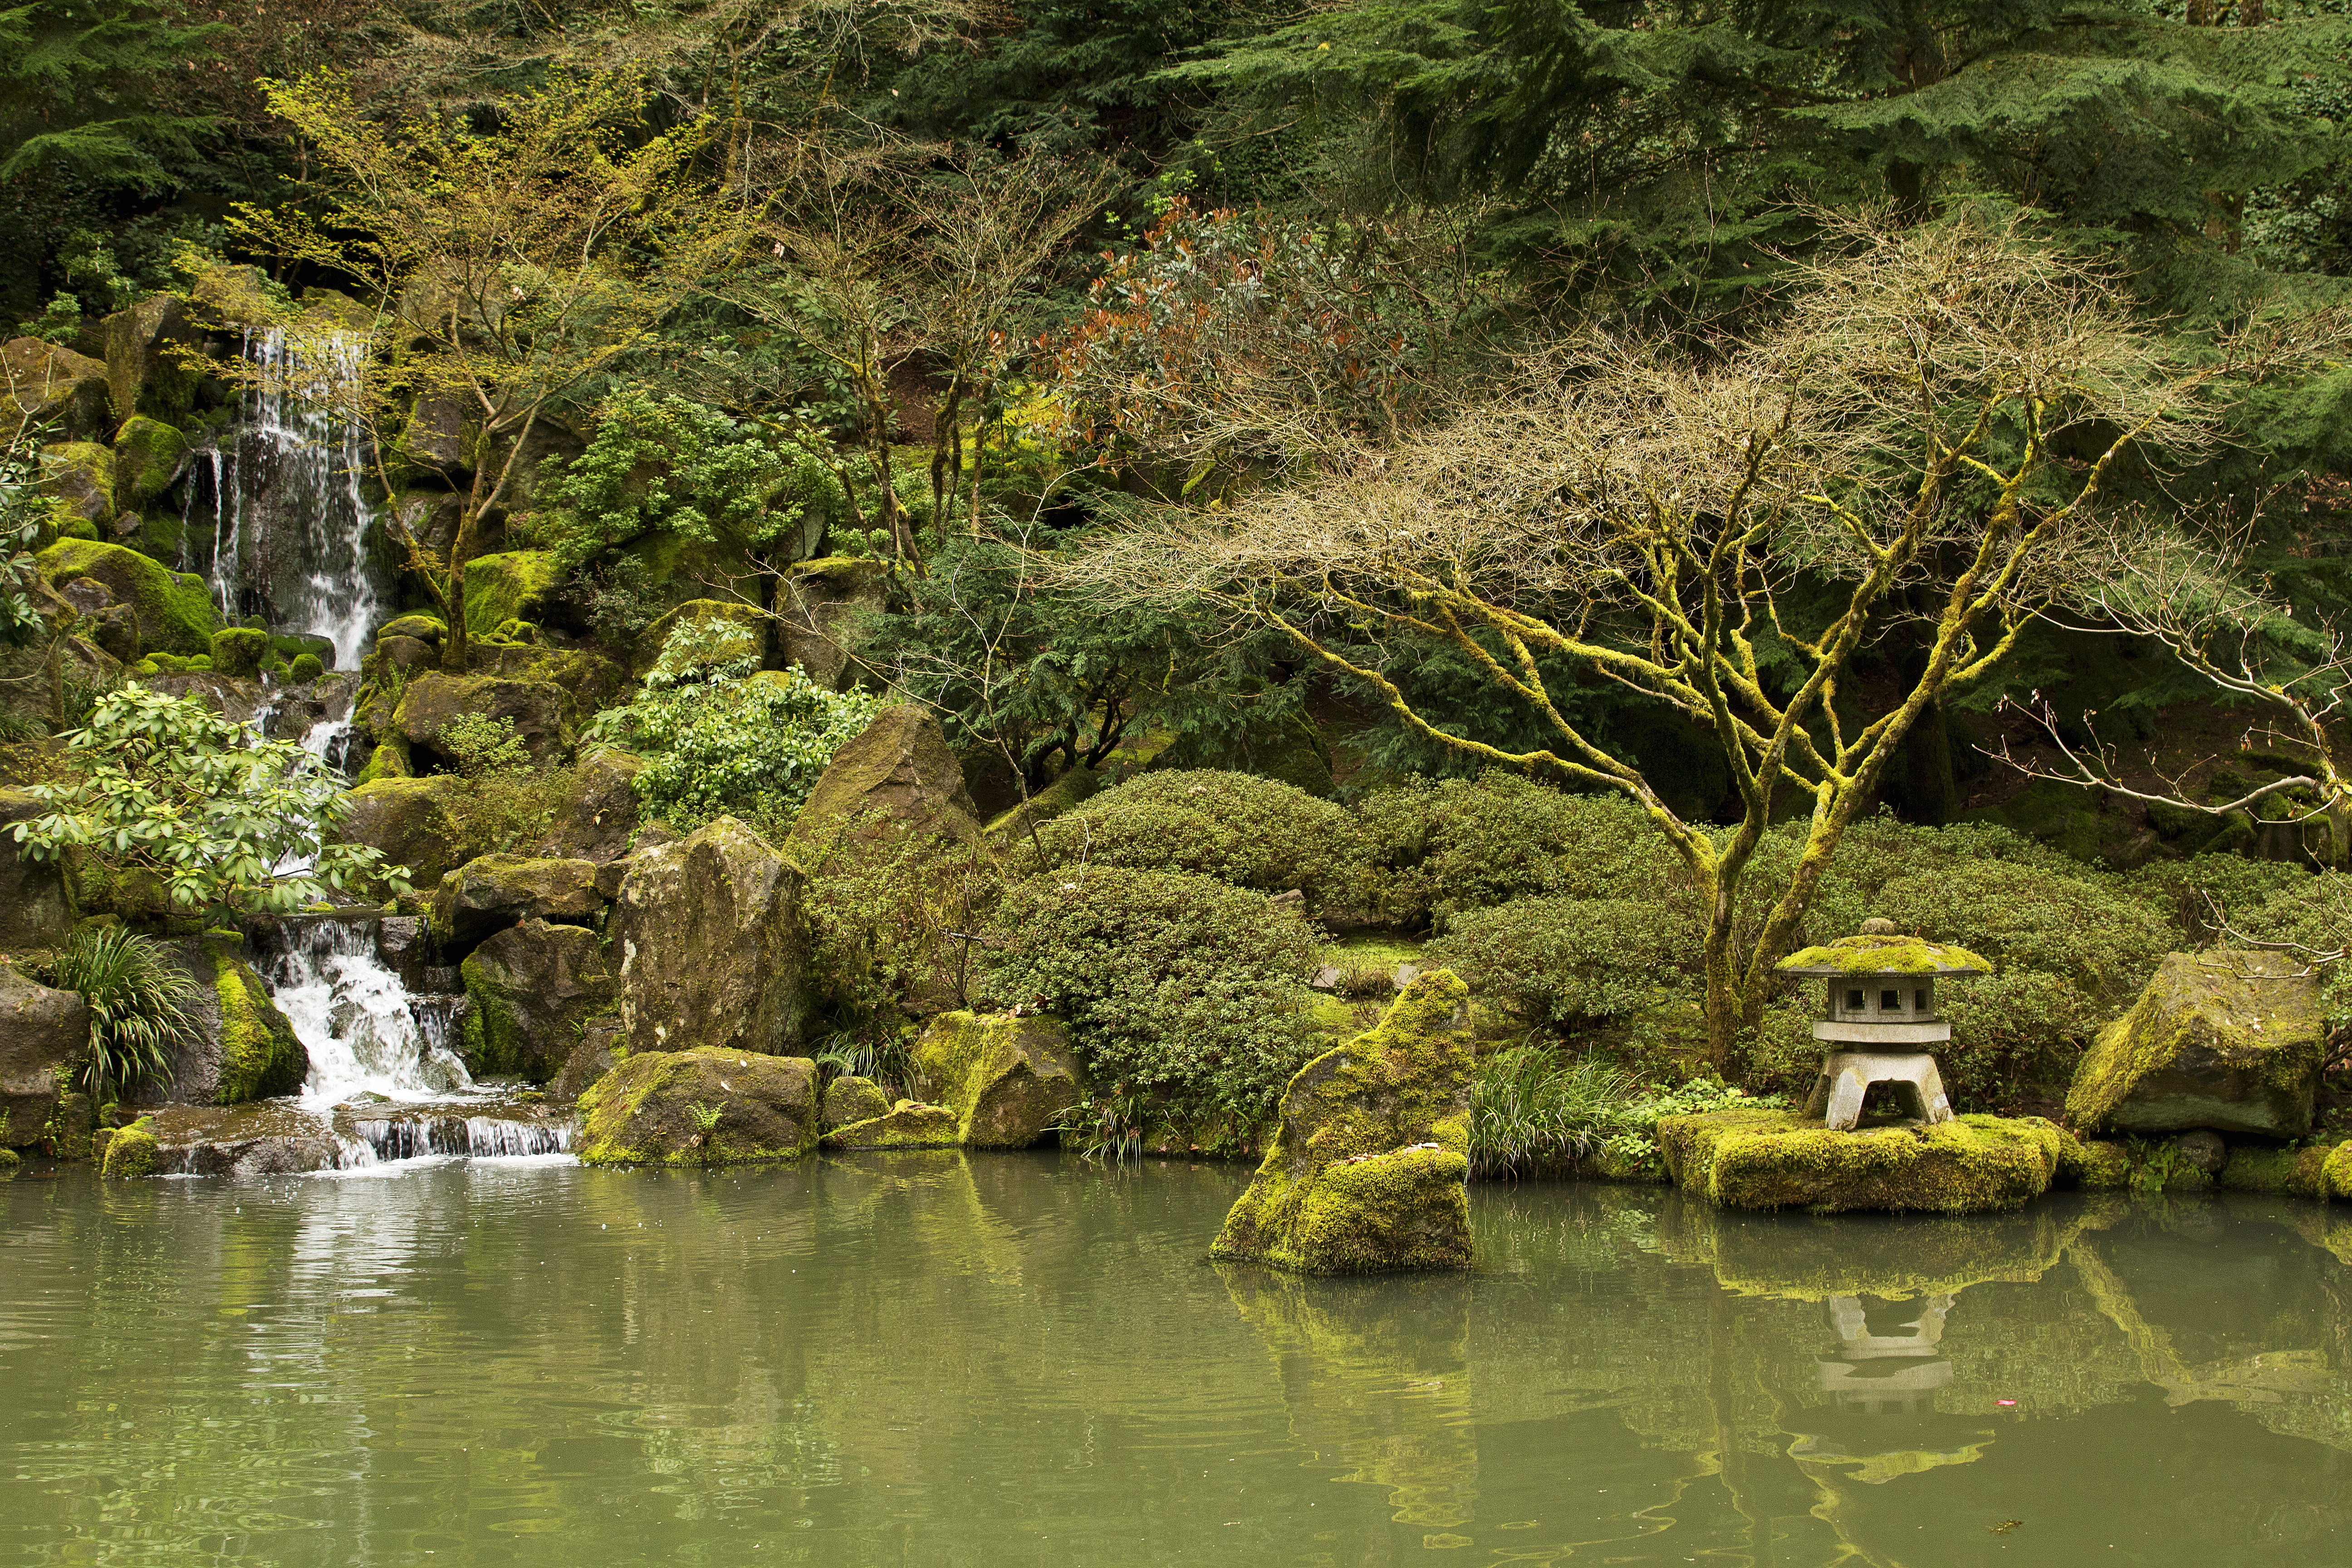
[433, 854, 602, 948]
[1657, 1109, 2063, 1213]
[0, 962, 88, 1148]
[2066, 951, 2323, 1137]
[613, 817, 808, 1057]
[140, 1101, 342, 1176]
[822, 1074, 890, 1131]
[910, 1012, 1084, 1149]
[823, 1099, 960, 1150]
[790, 704, 981, 849]
[1212, 970, 1476, 1274]
[461, 918, 614, 1083]
[575, 1045, 816, 1166]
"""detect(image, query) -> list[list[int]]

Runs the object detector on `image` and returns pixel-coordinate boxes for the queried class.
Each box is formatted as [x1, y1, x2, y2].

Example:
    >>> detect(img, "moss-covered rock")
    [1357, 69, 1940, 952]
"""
[211, 945, 308, 1102]
[432, 854, 601, 948]
[2065, 950, 2323, 1137]
[378, 613, 446, 643]
[461, 550, 560, 641]
[35, 538, 217, 655]
[208, 627, 269, 677]
[1211, 970, 1476, 1274]
[575, 1045, 817, 1166]
[39, 441, 113, 527]
[2063, 1137, 2134, 1190]
[613, 817, 809, 1057]
[635, 598, 767, 678]
[101, 1117, 157, 1178]
[459, 918, 613, 1083]
[532, 748, 642, 863]
[0, 787, 76, 952]
[909, 1011, 1086, 1148]
[3, 336, 112, 441]
[1657, 1108, 2059, 1213]
[1, 963, 88, 1147]
[549, 1019, 623, 1104]
[779, 557, 885, 689]
[822, 1074, 890, 1130]
[822, 1099, 962, 1150]
[44, 1090, 95, 1160]
[112, 416, 187, 508]
[289, 652, 323, 683]
[392, 671, 576, 767]
[789, 704, 982, 850]
[104, 294, 201, 422]
[333, 775, 466, 891]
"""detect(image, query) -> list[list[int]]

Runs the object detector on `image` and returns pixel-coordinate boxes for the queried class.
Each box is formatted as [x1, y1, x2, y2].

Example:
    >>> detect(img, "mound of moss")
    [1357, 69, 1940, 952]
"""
[1658, 1109, 2062, 1213]
[575, 1045, 817, 1166]
[36, 538, 218, 656]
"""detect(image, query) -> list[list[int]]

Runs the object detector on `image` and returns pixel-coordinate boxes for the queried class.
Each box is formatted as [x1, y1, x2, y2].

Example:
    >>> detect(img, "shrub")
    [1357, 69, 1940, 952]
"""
[1024, 769, 1367, 911]
[43, 926, 198, 1105]
[589, 617, 883, 831]
[2228, 870, 2352, 1030]
[1799, 813, 2082, 941]
[801, 809, 1003, 1059]
[1356, 772, 1679, 927]
[980, 866, 1323, 1127]
[1429, 896, 1700, 1031]
[2127, 854, 2312, 946]
[436, 711, 576, 857]
[1870, 858, 2176, 1004]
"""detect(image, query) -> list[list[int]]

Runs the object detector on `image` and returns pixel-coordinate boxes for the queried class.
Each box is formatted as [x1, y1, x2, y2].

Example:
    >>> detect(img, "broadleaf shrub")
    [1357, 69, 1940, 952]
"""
[1429, 895, 1699, 1030]
[1356, 773, 1680, 927]
[1024, 769, 1367, 911]
[980, 866, 1323, 1127]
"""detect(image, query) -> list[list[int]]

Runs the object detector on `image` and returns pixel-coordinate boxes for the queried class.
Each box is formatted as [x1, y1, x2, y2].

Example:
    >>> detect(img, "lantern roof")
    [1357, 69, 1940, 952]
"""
[1776, 931, 1993, 979]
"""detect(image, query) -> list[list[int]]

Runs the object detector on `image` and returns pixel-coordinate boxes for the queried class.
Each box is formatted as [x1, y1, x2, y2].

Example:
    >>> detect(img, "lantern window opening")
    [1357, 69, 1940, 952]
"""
[1879, 988, 1901, 1012]
[1845, 988, 1864, 1013]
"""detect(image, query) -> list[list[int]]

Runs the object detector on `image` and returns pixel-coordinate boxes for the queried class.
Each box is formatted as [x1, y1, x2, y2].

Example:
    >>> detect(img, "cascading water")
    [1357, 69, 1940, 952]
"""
[185, 328, 392, 671]
[260, 919, 572, 1167]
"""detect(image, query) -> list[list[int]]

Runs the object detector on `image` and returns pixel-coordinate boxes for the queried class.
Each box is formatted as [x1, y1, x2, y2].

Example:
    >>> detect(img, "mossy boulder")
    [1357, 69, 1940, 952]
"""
[211, 946, 308, 1102]
[780, 558, 886, 689]
[112, 416, 187, 508]
[635, 598, 767, 678]
[0, 788, 76, 952]
[1657, 1109, 2060, 1213]
[549, 1019, 624, 1104]
[2065, 950, 2323, 1137]
[35, 538, 217, 655]
[431, 854, 601, 949]
[822, 1074, 890, 1130]
[3, 337, 112, 440]
[332, 775, 465, 891]
[823, 1099, 961, 1150]
[613, 816, 809, 1057]
[531, 748, 643, 863]
[39, 441, 114, 527]
[575, 1045, 817, 1166]
[101, 1118, 157, 1178]
[1211, 970, 1476, 1274]
[909, 1011, 1085, 1148]
[789, 704, 982, 850]
[378, 613, 446, 643]
[392, 671, 575, 767]
[208, 627, 269, 678]
[289, 652, 324, 683]
[0, 963, 88, 1147]
[104, 294, 202, 422]
[461, 550, 560, 641]
[460, 918, 613, 1083]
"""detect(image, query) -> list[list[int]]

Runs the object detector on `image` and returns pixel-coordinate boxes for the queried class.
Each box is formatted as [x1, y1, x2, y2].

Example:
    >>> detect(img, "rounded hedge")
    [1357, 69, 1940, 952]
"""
[1357, 772, 1680, 926]
[1024, 769, 1367, 911]
[1429, 895, 1699, 1030]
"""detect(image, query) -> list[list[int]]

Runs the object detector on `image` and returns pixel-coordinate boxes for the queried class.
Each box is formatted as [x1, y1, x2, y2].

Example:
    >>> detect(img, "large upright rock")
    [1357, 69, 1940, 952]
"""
[780, 558, 886, 689]
[3, 337, 113, 441]
[0, 788, 74, 954]
[209, 946, 308, 1103]
[333, 775, 467, 892]
[1212, 970, 1476, 1274]
[613, 817, 808, 1056]
[575, 1046, 816, 1166]
[2067, 950, 2325, 1137]
[461, 919, 613, 1082]
[461, 550, 560, 639]
[0, 963, 87, 1147]
[532, 748, 643, 862]
[910, 1011, 1085, 1148]
[104, 294, 202, 422]
[790, 704, 981, 849]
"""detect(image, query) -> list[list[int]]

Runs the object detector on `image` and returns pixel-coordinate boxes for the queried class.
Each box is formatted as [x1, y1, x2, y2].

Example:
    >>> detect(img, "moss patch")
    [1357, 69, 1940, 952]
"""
[209, 627, 269, 677]
[112, 416, 187, 508]
[1657, 1108, 2059, 1213]
[101, 1119, 157, 1178]
[822, 1100, 961, 1149]
[211, 944, 308, 1103]
[575, 1045, 816, 1167]
[1777, 933, 1992, 975]
[461, 551, 560, 641]
[36, 538, 218, 656]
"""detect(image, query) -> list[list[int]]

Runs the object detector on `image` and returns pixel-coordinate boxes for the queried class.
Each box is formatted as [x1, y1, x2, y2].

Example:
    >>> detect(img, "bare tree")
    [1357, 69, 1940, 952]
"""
[1057, 212, 2340, 1075]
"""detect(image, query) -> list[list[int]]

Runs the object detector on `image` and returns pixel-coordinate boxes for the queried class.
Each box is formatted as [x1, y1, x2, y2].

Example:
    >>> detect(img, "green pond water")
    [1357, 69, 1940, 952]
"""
[2, 1154, 2347, 1567]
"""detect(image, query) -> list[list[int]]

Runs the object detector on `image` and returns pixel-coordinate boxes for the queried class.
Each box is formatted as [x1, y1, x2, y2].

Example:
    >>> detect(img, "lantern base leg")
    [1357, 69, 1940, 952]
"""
[1804, 1052, 1954, 1132]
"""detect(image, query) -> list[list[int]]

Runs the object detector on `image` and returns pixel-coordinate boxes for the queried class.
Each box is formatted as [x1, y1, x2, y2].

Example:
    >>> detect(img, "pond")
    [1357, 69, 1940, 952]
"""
[1, 1155, 2346, 1567]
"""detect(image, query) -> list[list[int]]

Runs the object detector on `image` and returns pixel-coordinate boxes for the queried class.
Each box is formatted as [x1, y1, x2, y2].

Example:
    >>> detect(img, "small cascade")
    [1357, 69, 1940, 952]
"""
[264, 918, 475, 1105]
[339, 1116, 574, 1162]
[184, 328, 392, 671]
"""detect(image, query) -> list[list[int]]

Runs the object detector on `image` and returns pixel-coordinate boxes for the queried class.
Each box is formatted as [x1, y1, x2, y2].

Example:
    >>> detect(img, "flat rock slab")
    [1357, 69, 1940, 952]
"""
[141, 1095, 574, 1175]
[144, 1102, 342, 1176]
[822, 1100, 960, 1150]
[1657, 1109, 2066, 1214]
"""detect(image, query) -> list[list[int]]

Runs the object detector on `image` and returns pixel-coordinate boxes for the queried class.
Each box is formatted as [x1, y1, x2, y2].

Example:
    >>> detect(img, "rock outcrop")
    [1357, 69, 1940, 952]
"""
[549, 1019, 624, 1104]
[334, 775, 466, 891]
[432, 854, 601, 948]
[2066, 951, 2324, 1137]
[910, 1012, 1085, 1148]
[1211, 970, 1476, 1274]
[822, 1074, 890, 1130]
[392, 672, 576, 768]
[0, 788, 75, 953]
[137, 1102, 341, 1176]
[1658, 1109, 2065, 1213]
[575, 1046, 817, 1166]
[779, 558, 885, 688]
[613, 817, 808, 1056]
[34, 538, 217, 655]
[790, 704, 981, 849]
[3, 337, 113, 441]
[209, 946, 309, 1103]
[533, 748, 643, 862]
[0, 962, 88, 1147]
[461, 919, 614, 1082]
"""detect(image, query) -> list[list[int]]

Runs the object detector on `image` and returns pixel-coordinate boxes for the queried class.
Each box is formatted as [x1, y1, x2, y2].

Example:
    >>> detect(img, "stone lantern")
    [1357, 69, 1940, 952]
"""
[1776, 919, 1992, 1132]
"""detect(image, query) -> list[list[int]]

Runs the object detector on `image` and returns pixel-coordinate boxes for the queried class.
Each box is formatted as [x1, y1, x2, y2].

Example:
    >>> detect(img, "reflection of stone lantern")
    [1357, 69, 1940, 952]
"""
[1815, 1294, 1955, 1416]
[1776, 919, 1992, 1131]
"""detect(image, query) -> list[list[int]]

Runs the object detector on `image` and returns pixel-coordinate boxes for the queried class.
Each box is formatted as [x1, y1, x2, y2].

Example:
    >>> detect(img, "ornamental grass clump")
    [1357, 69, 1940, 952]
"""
[1466, 1046, 1638, 1177]
[981, 865, 1323, 1130]
[44, 926, 198, 1106]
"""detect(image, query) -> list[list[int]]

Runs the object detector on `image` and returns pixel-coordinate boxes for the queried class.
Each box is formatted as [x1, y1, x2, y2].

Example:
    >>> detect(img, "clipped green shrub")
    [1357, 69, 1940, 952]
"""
[1024, 769, 1366, 910]
[2229, 870, 2352, 1029]
[2127, 854, 2312, 946]
[1429, 895, 1699, 1030]
[1800, 813, 2082, 941]
[1357, 772, 1679, 926]
[1870, 858, 2176, 1003]
[980, 866, 1323, 1127]
[42, 925, 197, 1105]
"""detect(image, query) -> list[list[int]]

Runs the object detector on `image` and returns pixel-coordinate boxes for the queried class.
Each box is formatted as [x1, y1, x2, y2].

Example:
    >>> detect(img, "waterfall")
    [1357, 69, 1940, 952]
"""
[263, 920, 475, 1106]
[188, 328, 391, 670]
